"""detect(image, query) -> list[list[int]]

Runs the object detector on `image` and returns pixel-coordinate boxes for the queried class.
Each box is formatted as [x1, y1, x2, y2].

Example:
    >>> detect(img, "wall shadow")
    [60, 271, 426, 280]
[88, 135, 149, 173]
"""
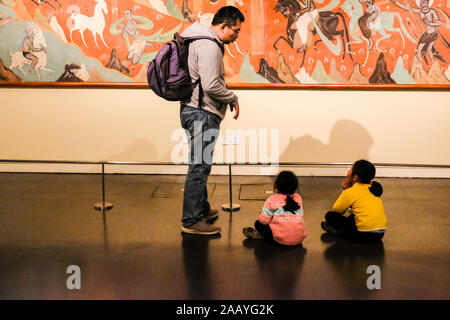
[280, 119, 374, 162]
[106, 139, 157, 163]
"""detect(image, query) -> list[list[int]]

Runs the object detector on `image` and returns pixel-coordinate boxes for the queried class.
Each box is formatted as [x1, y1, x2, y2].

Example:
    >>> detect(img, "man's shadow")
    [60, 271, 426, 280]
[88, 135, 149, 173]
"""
[321, 233, 385, 298]
[280, 119, 374, 162]
[181, 232, 221, 299]
[243, 239, 307, 299]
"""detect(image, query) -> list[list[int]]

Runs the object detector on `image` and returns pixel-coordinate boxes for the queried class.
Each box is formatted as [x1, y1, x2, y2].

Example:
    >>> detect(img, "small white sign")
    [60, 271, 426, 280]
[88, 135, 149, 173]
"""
[222, 136, 240, 145]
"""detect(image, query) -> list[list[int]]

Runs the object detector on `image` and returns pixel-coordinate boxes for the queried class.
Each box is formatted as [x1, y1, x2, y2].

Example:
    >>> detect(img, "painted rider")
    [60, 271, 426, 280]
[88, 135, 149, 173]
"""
[389, 0, 443, 64]
[22, 26, 46, 70]
[294, 0, 319, 52]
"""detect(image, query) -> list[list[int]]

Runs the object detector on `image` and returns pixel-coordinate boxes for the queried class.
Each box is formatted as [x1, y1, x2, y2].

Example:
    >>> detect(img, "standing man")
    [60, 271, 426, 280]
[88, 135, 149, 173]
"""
[180, 6, 244, 235]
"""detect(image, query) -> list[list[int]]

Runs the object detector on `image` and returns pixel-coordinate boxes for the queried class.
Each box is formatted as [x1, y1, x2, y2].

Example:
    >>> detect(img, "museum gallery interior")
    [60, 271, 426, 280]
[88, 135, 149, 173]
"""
[0, 0, 449, 301]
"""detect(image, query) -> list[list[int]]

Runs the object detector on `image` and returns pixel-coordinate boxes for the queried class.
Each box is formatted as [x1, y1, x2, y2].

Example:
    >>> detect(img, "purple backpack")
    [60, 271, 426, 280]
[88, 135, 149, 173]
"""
[147, 32, 223, 103]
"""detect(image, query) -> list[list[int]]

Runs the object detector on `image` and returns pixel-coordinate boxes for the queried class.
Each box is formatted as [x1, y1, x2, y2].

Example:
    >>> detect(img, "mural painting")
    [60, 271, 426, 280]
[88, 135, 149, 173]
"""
[0, 0, 448, 86]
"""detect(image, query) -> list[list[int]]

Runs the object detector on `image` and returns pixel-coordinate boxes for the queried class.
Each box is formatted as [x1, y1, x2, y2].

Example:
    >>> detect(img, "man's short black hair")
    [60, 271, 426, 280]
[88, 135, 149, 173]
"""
[212, 6, 245, 27]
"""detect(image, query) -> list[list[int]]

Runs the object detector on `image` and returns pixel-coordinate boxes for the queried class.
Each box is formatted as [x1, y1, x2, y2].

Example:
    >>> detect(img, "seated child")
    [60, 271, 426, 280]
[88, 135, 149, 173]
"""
[321, 159, 387, 243]
[243, 171, 308, 246]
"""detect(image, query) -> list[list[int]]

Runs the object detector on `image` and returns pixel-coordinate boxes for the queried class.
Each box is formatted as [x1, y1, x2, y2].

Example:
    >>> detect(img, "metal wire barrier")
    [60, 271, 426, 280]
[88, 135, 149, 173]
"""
[1, 159, 449, 214]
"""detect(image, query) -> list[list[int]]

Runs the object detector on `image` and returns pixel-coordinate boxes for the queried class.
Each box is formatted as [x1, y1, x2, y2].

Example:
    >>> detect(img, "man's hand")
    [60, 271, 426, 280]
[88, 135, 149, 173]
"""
[231, 103, 239, 120]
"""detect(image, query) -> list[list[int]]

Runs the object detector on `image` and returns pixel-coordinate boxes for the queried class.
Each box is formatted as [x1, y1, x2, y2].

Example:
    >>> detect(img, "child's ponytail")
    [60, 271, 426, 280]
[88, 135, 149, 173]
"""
[283, 195, 300, 213]
[369, 181, 383, 197]
[274, 171, 301, 212]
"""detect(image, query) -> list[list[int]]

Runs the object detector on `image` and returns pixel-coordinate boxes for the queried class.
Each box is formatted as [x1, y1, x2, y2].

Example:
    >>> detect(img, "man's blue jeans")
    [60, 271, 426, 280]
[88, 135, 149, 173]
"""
[180, 105, 221, 227]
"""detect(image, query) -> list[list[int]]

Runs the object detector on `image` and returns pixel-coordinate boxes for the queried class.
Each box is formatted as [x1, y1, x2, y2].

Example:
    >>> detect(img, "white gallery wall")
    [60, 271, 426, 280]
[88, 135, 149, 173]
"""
[0, 87, 449, 177]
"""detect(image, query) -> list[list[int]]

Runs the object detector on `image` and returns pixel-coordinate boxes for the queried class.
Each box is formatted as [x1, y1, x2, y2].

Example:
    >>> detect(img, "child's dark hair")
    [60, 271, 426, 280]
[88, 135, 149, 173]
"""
[352, 159, 383, 197]
[274, 171, 300, 213]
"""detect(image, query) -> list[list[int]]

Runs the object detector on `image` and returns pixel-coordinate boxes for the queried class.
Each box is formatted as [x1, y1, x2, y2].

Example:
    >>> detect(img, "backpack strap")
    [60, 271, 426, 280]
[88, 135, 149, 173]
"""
[183, 35, 224, 54]
[194, 78, 204, 109]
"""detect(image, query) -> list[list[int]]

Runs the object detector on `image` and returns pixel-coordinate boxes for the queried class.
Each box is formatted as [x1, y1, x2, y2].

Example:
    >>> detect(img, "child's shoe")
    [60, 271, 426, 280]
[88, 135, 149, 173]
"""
[243, 227, 265, 240]
[321, 221, 338, 235]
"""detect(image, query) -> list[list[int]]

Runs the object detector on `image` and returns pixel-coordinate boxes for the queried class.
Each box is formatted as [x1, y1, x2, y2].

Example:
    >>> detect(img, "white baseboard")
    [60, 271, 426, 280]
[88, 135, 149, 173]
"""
[0, 163, 449, 178]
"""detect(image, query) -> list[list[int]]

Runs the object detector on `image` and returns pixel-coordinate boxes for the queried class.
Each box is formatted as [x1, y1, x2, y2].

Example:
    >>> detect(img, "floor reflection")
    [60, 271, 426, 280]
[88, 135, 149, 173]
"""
[321, 233, 385, 299]
[181, 232, 221, 299]
[243, 240, 307, 299]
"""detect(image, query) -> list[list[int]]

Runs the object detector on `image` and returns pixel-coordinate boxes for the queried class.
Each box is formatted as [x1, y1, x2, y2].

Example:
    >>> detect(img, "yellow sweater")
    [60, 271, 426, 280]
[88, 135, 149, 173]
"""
[332, 183, 387, 232]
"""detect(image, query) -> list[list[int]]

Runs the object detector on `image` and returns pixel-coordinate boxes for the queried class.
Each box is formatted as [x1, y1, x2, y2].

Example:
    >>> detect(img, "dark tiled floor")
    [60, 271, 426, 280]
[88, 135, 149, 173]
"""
[0, 173, 448, 300]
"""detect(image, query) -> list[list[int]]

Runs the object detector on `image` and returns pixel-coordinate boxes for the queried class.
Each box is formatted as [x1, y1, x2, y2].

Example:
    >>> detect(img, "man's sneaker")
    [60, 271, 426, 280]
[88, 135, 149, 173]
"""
[181, 220, 221, 235]
[321, 221, 338, 235]
[242, 227, 265, 240]
[202, 209, 219, 222]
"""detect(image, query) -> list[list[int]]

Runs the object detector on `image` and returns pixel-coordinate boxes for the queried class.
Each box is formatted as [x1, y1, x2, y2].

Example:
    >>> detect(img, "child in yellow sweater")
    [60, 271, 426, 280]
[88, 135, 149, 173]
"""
[321, 159, 387, 243]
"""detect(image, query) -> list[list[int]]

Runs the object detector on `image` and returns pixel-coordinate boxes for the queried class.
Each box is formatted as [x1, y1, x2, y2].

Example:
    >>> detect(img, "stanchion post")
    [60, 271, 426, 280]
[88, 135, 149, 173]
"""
[222, 164, 240, 212]
[102, 163, 105, 210]
[229, 164, 232, 211]
[95, 162, 113, 211]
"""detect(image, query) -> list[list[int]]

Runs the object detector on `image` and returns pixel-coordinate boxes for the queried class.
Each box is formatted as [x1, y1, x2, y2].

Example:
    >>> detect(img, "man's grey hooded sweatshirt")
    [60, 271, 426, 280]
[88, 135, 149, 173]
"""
[181, 22, 238, 120]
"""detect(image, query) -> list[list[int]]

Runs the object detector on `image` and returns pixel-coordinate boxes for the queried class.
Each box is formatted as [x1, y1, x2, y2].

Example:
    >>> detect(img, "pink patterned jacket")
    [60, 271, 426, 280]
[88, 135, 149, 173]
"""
[258, 193, 308, 246]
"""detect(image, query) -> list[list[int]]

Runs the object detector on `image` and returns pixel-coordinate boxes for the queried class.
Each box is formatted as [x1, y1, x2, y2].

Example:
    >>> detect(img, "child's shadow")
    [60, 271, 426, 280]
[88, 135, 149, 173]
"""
[321, 233, 385, 298]
[243, 240, 307, 299]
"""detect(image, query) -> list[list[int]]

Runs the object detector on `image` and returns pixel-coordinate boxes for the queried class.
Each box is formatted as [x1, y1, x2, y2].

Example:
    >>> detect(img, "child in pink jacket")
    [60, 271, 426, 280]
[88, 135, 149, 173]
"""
[243, 171, 308, 246]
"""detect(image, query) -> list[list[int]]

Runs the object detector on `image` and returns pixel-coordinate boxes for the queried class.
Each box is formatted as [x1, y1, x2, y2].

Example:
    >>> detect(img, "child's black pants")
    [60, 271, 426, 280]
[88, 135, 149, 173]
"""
[254, 220, 274, 241]
[325, 211, 384, 243]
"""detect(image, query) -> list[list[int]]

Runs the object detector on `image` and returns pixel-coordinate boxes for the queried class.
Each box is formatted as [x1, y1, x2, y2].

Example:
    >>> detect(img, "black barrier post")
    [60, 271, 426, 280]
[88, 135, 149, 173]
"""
[95, 162, 113, 211]
[222, 164, 240, 212]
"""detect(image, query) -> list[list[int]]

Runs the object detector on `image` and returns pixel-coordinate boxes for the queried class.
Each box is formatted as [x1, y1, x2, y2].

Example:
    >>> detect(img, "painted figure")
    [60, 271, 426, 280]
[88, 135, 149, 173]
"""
[274, 0, 351, 67]
[389, 0, 446, 65]
[9, 25, 53, 78]
[22, 26, 46, 70]
[341, 0, 416, 66]
[294, 0, 319, 54]
[358, 0, 379, 50]
[118, 9, 153, 64]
